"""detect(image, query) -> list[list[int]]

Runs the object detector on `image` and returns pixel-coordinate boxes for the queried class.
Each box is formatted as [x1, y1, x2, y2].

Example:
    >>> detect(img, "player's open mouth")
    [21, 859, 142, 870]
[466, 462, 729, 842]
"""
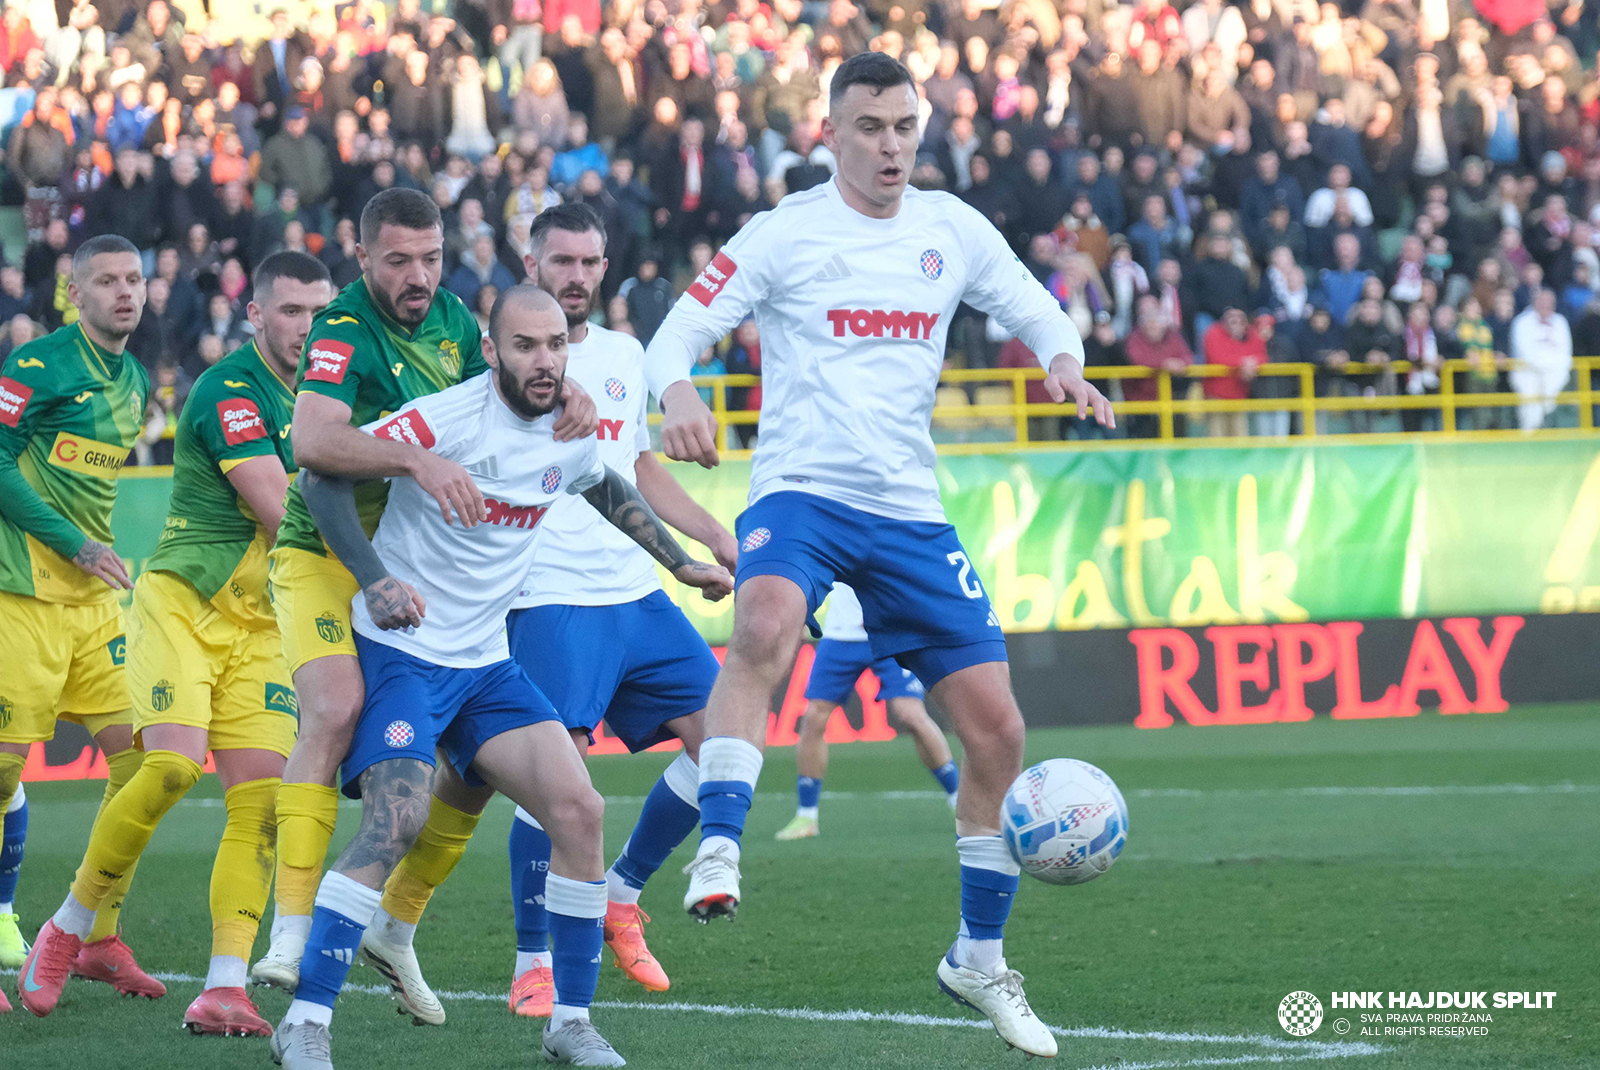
[879, 166, 902, 181]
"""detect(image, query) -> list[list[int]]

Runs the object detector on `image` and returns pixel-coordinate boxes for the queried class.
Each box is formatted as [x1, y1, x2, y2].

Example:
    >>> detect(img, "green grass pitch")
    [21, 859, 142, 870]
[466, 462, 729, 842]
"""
[3, 704, 1596, 1069]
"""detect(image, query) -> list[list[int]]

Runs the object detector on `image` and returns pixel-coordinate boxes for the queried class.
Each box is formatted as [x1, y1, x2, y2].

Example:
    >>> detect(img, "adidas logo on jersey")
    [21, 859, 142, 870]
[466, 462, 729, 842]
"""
[812, 254, 851, 282]
[467, 457, 499, 479]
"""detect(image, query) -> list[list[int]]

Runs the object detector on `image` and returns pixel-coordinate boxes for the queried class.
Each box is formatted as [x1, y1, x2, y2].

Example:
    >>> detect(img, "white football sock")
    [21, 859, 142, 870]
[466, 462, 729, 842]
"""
[550, 1003, 590, 1028]
[796, 806, 819, 820]
[955, 935, 1005, 975]
[51, 891, 95, 940]
[605, 868, 642, 905]
[205, 954, 248, 990]
[271, 910, 312, 942]
[284, 998, 334, 1027]
[368, 905, 416, 947]
[515, 949, 553, 978]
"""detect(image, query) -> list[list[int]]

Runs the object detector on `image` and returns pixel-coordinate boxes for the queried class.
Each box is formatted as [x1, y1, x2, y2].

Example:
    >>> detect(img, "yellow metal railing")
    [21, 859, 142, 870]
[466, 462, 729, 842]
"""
[651, 359, 1600, 457]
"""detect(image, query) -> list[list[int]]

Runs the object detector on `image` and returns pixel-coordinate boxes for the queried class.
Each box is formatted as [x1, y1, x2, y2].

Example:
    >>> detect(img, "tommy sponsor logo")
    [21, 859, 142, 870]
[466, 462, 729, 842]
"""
[825, 309, 941, 340]
[48, 432, 128, 478]
[218, 398, 267, 445]
[305, 339, 355, 383]
[484, 497, 550, 529]
[373, 409, 436, 449]
[687, 252, 738, 306]
[384, 720, 416, 748]
[597, 418, 625, 441]
[0, 376, 32, 426]
[541, 465, 562, 493]
[742, 527, 772, 552]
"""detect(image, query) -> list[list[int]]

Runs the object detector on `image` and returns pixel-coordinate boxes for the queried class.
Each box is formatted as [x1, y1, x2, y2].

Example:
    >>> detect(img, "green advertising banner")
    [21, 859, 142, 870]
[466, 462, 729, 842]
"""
[113, 439, 1600, 644]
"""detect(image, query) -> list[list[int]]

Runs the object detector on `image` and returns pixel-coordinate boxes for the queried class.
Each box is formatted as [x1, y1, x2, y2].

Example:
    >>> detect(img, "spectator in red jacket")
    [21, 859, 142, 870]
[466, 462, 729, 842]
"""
[1201, 306, 1265, 437]
[1123, 294, 1194, 438]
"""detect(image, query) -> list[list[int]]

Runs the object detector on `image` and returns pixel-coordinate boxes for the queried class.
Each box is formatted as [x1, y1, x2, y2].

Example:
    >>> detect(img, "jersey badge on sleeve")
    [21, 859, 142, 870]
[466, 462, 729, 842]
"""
[219, 398, 268, 445]
[0, 376, 33, 427]
[372, 409, 437, 449]
[305, 339, 355, 383]
[920, 249, 945, 281]
[688, 252, 738, 306]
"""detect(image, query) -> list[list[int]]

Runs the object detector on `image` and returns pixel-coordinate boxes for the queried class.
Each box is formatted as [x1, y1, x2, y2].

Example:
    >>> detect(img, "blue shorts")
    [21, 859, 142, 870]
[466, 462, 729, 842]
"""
[342, 634, 560, 798]
[506, 589, 721, 753]
[805, 639, 926, 706]
[735, 491, 1007, 689]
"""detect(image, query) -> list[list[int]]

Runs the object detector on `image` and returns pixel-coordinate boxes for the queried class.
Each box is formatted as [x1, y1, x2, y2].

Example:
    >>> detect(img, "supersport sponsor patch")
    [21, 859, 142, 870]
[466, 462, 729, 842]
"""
[218, 398, 268, 444]
[373, 409, 437, 449]
[688, 252, 738, 306]
[305, 339, 355, 383]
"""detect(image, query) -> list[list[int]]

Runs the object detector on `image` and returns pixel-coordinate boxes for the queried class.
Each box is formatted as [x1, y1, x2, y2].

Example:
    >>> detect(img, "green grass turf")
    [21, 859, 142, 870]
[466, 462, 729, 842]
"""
[3, 704, 1596, 1069]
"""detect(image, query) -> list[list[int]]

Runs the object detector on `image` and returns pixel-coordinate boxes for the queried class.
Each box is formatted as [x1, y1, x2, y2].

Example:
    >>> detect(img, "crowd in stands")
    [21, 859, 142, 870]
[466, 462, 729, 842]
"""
[1, 0, 1597, 454]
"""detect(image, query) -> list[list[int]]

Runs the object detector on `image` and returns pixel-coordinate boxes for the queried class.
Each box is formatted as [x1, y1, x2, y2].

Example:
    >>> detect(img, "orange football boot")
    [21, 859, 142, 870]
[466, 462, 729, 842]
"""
[71, 935, 167, 999]
[510, 965, 554, 1017]
[182, 986, 273, 1036]
[16, 920, 82, 1016]
[603, 903, 669, 992]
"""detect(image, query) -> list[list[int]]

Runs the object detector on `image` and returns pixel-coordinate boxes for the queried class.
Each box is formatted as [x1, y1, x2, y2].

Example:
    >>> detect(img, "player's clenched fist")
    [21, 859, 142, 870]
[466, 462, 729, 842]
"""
[409, 449, 487, 527]
[660, 381, 720, 468]
[674, 561, 734, 601]
[362, 575, 427, 630]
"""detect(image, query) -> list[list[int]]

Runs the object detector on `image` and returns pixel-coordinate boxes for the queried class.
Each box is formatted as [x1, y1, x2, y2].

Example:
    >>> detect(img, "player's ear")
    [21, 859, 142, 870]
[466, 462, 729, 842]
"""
[481, 333, 500, 370]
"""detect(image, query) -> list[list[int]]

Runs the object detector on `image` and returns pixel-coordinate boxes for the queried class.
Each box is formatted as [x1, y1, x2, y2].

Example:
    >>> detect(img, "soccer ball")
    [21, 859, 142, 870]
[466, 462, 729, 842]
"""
[1002, 759, 1128, 885]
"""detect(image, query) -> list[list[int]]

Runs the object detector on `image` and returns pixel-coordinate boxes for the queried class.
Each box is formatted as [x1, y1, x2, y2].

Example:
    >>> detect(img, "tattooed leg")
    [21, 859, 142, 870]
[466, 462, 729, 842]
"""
[333, 758, 436, 890]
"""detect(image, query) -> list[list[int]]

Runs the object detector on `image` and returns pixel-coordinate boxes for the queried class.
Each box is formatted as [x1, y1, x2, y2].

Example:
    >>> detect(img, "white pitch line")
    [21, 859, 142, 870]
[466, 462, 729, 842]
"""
[2, 968, 1385, 1063]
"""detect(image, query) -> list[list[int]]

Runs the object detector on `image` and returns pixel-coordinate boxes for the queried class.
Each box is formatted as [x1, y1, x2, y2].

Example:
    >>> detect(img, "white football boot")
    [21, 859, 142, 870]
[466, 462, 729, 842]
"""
[681, 842, 741, 921]
[542, 1017, 628, 1066]
[270, 1019, 336, 1070]
[937, 947, 1058, 1058]
[251, 928, 306, 992]
[359, 929, 446, 1025]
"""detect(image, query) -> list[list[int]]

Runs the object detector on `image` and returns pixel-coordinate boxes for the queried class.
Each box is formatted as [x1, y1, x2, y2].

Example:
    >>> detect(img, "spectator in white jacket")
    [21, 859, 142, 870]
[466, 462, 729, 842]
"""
[1509, 289, 1573, 431]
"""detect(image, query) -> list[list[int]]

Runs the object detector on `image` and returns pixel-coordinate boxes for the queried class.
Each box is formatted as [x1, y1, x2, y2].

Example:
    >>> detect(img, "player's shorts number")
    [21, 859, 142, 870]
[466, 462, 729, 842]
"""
[946, 551, 984, 599]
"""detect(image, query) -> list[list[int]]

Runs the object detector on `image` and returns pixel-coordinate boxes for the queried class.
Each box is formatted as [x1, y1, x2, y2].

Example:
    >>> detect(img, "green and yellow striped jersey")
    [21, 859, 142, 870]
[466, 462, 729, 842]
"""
[275, 278, 487, 556]
[145, 341, 296, 630]
[0, 322, 148, 604]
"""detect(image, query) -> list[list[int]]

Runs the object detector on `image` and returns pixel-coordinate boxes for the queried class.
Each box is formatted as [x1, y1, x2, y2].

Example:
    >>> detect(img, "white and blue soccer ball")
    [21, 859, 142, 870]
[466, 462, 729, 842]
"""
[1002, 759, 1128, 886]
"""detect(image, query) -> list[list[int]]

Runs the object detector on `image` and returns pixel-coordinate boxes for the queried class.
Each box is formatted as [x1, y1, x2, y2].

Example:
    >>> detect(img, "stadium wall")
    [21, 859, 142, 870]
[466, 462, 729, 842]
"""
[24, 439, 1600, 778]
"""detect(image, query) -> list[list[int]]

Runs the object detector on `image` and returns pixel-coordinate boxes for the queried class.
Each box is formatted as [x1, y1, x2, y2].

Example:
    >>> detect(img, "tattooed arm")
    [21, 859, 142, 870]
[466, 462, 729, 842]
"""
[299, 469, 427, 629]
[580, 465, 734, 601]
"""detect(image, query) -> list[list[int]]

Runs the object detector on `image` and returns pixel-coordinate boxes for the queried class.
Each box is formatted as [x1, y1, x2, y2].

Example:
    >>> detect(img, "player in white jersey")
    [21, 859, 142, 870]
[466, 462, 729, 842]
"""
[775, 582, 959, 841]
[357, 204, 741, 1019]
[641, 52, 1114, 1058]
[266, 286, 731, 1070]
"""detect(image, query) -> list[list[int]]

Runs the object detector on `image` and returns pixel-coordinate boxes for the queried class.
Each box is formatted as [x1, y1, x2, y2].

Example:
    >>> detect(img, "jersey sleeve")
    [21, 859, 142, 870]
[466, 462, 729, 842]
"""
[186, 372, 282, 473]
[295, 318, 377, 409]
[957, 202, 1085, 370]
[0, 342, 89, 556]
[358, 389, 473, 463]
[566, 436, 605, 494]
[643, 212, 777, 401]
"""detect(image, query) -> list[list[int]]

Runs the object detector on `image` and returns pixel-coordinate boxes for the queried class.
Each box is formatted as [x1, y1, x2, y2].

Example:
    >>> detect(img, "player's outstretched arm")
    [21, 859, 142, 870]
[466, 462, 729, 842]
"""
[299, 468, 427, 629]
[580, 465, 734, 601]
[633, 449, 739, 570]
[1042, 352, 1115, 429]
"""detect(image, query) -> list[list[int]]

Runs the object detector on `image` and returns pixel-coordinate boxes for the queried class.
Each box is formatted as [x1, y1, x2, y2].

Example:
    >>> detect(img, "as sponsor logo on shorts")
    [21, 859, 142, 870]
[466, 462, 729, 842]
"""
[151, 680, 175, 713]
[604, 377, 626, 401]
[265, 683, 298, 716]
[688, 252, 737, 306]
[825, 309, 940, 340]
[0, 376, 33, 426]
[373, 409, 436, 449]
[305, 339, 354, 384]
[742, 527, 772, 552]
[47, 432, 128, 478]
[384, 720, 415, 748]
[485, 497, 549, 529]
[541, 465, 562, 494]
[218, 398, 267, 445]
[316, 612, 345, 644]
[0, 696, 12, 729]
[106, 636, 125, 666]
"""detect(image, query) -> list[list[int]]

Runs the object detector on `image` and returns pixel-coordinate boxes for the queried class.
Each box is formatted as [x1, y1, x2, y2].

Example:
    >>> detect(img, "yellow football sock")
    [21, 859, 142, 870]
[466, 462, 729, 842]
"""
[74, 749, 200, 939]
[0, 750, 22, 815]
[212, 777, 279, 961]
[381, 797, 483, 924]
[274, 781, 339, 916]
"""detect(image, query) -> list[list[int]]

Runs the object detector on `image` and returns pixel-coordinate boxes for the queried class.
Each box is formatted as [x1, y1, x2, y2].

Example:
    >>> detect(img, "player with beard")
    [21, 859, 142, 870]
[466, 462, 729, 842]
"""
[24, 254, 335, 1034]
[355, 203, 740, 1018]
[252, 189, 598, 1018]
[4, 236, 152, 1017]
[269, 285, 731, 1069]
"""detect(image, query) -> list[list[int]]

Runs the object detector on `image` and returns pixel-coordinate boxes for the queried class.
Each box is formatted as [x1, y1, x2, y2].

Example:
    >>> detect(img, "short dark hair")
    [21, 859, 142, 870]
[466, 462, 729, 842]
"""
[71, 234, 140, 278]
[488, 282, 561, 343]
[828, 50, 913, 108]
[359, 186, 442, 246]
[528, 202, 608, 258]
[253, 250, 332, 300]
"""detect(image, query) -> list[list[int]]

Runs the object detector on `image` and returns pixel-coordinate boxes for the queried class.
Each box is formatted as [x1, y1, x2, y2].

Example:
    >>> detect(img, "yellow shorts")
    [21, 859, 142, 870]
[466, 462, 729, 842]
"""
[268, 545, 360, 676]
[127, 570, 298, 757]
[0, 590, 131, 745]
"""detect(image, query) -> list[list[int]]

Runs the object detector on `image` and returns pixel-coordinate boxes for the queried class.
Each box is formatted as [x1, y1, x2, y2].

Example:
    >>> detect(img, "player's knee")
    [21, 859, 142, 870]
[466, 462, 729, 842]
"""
[731, 610, 798, 671]
[969, 708, 1025, 763]
[296, 689, 364, 745]
[547, 786, 605, 847]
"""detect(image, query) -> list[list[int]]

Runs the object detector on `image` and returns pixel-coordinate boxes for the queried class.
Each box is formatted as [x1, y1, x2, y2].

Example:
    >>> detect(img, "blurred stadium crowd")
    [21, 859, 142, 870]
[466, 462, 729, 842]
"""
[1, 0, 1597, 453]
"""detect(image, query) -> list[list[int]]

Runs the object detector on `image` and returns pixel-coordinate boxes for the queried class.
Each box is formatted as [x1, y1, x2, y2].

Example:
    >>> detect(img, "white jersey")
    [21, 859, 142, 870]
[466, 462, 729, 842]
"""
[351, 371, 605, 668]
[644, 177, 1084, 523]
[819, 581, 867, 642]
[513, 324, 657, 609]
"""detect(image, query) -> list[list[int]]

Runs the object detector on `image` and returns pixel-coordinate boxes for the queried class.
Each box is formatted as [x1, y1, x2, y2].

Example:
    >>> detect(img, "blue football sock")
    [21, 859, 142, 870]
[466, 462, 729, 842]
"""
[610, 754, 699, 892]
[930, 761, 960, 797]
[546, 875, 607, 1010]
[293, 872, 381, 1011]
[510, 808, 552, 953]
[0, 791, 27, 909]
[955, 835, 1020, 974]
[796, 776, 822, 810]
[697, 737, 763, 850]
